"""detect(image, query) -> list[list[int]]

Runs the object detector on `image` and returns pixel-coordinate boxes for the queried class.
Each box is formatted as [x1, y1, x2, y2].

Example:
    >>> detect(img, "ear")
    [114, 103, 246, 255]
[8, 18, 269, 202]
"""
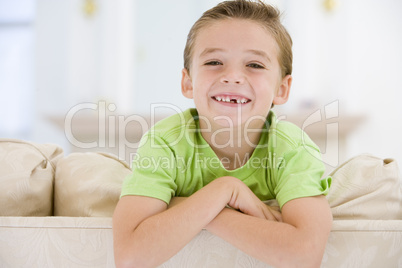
[273, 74, 292, 105]
[181, 68, 194, 99]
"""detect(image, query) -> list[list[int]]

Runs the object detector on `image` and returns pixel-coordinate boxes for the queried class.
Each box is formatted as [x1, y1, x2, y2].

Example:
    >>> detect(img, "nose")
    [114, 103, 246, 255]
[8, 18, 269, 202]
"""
[220, 66, 245, 84]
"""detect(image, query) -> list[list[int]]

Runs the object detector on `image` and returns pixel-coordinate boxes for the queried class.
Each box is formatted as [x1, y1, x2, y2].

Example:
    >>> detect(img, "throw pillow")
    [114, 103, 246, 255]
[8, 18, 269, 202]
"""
[327, 154, 402, 220]
[0, 139, 63, 216]
[54, 152, 131, 217]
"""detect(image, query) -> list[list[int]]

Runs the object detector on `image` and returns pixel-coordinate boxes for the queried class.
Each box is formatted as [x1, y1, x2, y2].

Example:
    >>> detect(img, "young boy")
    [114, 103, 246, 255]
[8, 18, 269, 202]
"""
[113, 0, 332, 267]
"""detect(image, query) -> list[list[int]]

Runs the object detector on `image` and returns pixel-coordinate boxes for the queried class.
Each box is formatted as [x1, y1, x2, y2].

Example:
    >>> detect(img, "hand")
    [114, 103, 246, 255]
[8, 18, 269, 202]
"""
[168, 179, 282, 222]
[218, 176, 282, 222]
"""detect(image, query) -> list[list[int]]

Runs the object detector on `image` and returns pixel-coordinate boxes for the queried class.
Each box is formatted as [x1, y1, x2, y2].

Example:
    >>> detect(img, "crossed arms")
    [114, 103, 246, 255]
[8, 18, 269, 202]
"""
[112, 176, 332, 268]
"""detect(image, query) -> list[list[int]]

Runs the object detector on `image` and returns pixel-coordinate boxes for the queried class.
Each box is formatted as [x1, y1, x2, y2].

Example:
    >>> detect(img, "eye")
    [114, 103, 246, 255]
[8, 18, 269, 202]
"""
[205, 61, 222, 66]
[247, 63, 265, 69]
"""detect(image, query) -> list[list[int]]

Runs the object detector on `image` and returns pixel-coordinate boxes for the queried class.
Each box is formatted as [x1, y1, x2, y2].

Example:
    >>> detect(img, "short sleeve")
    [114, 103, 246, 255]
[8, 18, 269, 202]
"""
[120, 132, 177, 204]
[274, 144, 332, 209]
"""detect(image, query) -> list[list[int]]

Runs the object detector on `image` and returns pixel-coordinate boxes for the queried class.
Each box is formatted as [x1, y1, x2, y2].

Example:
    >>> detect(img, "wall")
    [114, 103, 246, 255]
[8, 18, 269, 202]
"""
[282, 0, 402, 162]
[33, 0, 135, 148]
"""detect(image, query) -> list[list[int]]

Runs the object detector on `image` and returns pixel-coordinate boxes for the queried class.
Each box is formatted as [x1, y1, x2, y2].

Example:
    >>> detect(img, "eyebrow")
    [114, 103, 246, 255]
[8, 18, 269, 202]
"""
[199, 48, 224, 57]
[199, 48, 272, 62]
[247, 49, 272, 63]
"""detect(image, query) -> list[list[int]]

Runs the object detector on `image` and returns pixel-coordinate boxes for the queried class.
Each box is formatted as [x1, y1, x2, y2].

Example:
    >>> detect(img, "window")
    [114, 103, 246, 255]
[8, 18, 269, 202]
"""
[0, 0, 35, 138]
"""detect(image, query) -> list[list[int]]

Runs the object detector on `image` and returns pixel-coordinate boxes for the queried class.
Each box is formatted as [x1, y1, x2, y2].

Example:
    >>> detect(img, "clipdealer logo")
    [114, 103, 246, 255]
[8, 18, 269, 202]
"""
[63, 100, 340, 167]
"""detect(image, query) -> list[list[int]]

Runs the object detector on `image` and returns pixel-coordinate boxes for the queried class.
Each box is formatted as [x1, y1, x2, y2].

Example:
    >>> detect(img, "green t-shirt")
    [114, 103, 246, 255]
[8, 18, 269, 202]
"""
[121, 108, 331, 208]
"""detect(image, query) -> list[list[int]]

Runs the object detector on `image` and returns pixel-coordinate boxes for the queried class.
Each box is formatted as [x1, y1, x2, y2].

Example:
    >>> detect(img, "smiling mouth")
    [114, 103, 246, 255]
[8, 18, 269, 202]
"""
[212, 95, 251, 104]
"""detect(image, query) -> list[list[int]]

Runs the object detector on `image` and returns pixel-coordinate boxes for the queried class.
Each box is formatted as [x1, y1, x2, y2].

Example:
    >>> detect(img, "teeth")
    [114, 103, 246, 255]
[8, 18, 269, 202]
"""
[214, 96, 249, 104]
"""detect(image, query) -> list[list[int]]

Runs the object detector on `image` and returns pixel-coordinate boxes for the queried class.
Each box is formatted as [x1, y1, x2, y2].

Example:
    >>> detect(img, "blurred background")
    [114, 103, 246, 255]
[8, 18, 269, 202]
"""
[0, 0, 401, 170]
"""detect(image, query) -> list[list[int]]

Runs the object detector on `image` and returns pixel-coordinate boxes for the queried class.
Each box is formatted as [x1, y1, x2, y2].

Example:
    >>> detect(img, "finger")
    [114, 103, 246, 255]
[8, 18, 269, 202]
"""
[262, 206, 283, 222]
[261, 207, 277, 221]
[242, 205, 267, 219]
[270, 209, 283, 222]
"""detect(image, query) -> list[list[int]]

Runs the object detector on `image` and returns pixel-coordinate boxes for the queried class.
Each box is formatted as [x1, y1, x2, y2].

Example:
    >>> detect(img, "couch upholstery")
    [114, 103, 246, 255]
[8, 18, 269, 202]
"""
[0, 139, 401, 267]
[0, 139, 63, 216]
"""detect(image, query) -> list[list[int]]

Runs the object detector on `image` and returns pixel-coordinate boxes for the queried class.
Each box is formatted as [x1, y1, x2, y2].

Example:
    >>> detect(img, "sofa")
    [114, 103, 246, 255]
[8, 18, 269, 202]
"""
[0, 138, 401, 267]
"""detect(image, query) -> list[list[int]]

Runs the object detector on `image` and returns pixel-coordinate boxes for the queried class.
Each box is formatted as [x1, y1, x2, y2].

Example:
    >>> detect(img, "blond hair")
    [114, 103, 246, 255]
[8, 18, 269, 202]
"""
[183, 0, 292, 78]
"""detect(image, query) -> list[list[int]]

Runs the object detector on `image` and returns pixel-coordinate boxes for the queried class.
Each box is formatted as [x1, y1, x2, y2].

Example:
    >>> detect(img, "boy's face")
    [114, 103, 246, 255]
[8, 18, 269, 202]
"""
[182, 18, 291, 129]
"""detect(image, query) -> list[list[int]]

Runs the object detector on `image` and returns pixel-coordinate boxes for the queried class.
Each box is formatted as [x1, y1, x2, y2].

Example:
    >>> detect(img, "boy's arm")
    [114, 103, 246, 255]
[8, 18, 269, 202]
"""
[206, 195, 332, 268]
[112, 176, 274, 267]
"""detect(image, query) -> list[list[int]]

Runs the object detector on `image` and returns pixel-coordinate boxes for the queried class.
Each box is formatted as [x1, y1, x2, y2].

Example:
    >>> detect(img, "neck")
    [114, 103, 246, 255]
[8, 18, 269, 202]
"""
[199, 119, 266, 170]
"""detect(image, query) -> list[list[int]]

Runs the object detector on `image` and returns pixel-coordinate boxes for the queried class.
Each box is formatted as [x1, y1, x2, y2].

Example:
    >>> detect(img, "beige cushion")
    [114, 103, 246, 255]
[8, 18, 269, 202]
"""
[0, 139, 63, 216]
[54, 152, 131, 217]
[327, 154, 402, 220]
